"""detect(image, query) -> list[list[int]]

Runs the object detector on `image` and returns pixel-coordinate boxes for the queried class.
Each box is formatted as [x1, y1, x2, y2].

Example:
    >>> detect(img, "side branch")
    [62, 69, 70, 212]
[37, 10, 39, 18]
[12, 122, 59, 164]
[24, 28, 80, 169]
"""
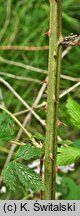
[0, 45, 49, 51]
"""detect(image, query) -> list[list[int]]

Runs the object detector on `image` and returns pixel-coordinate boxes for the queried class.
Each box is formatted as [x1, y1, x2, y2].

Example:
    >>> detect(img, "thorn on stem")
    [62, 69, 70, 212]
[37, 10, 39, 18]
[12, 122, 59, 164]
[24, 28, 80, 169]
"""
[54, 51, 57, 58]
[57, 119, 63, 127]
[38, 104, 47, 112]
[56, 166, 60, 172]
[44, 29, 52, 37]
[42, 79, 48, 85]
[41, 155, 45, 162]
[50, 153, 54, 160]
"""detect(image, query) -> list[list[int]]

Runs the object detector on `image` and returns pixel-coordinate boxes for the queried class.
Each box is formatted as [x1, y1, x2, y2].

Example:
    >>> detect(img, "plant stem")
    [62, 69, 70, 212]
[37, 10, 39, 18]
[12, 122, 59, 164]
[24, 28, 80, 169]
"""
[44, 0, 62, 200]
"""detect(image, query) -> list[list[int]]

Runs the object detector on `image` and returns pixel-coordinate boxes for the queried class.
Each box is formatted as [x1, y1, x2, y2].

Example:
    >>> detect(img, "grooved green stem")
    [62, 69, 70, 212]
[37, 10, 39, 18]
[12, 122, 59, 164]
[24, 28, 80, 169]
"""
[44, 0, 62, 200]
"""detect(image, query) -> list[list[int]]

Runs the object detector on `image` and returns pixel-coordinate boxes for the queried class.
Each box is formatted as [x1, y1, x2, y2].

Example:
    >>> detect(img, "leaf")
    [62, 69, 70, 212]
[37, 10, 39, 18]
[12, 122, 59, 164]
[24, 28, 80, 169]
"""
[15, 143, 43, 161]
[57, 146, 80, 165]
[0, 112, 15, 141]
[63, 0, 76, 10]
[66, 96, 80, 129]
[2, 161, 18, 191]
[58, 176, 80, 200]
[15, 163, 44, 191]
[34, 132, 45, 142]
[58, 139, 73, 146]
[72, 139, 80, 148]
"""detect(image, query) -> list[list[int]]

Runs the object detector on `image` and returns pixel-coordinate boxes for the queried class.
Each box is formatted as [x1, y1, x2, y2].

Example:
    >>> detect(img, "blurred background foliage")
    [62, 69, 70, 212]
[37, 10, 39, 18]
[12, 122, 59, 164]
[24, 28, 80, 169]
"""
[0, 0, 80, 199]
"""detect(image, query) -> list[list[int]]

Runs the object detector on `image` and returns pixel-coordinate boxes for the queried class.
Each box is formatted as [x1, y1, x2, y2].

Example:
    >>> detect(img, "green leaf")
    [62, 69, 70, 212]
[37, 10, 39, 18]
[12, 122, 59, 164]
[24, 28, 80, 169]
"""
[0, 112, 15, 141]
[15, 143, 43, 161]
[2, 161, 18, 191]
[34, 132, 45, 142]
[57, 176, 80, 200]
[15, 163, 44, 191]
[72, 139, 80, 148]
[66, 96, 80, 129]
[57, 146, 80, 165]
[58, 139, 73, 146]
[63, 0, 76, 9]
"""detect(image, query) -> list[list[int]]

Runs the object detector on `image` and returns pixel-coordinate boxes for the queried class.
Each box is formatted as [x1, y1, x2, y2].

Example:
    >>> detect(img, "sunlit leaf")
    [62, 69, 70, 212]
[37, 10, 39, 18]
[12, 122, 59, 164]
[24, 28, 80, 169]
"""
[66, 97, 80, 129]
[57, 146, 80, 165]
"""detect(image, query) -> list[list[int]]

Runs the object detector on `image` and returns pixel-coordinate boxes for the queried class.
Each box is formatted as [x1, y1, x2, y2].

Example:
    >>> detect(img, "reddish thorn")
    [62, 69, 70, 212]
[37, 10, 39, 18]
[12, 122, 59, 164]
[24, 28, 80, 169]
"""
[44, 29, 52, 37]
[57, 119, 63, 126]
[43, 79, 48, 84]
[41, 156, 45, 162]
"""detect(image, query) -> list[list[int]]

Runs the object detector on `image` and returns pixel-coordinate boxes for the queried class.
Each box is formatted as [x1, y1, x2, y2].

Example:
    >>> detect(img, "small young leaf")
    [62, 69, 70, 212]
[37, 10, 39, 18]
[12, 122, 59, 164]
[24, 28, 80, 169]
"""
[15, 144, 43, 161]
[57, 146, 80, 165]
[34, 132, 45, 142]
[15, 163, 44, 191]
[66, 97, 80, 128]
[2, 161, 18, 191]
